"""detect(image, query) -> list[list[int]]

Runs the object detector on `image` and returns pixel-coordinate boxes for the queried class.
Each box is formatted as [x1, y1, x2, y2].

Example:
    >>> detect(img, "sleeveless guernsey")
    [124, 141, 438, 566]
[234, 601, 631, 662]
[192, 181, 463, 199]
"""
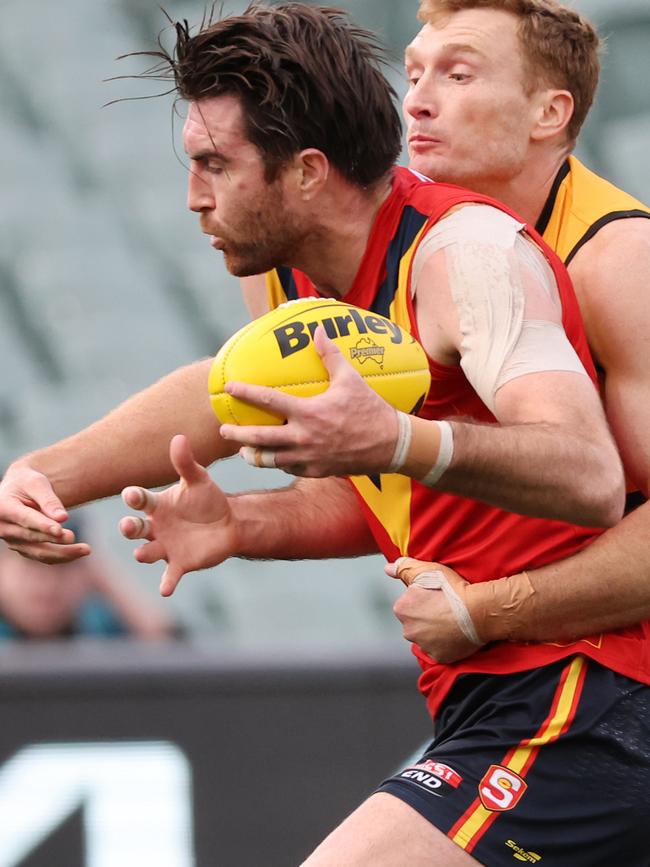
[265, 166, 650, 719]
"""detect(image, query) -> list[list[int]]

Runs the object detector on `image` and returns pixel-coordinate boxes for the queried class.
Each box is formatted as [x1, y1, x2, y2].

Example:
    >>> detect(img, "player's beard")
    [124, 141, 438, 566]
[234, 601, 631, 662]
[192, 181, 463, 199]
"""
[219, 187, 307, 278]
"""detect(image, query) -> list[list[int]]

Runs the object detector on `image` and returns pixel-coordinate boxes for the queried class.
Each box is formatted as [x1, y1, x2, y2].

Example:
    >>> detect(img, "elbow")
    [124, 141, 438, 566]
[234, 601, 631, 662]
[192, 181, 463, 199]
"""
[582, 452, 626, 528]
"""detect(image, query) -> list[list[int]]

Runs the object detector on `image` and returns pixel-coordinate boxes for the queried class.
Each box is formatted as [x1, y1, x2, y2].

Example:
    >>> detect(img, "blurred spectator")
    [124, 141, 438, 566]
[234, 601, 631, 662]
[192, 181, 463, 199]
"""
[0, 515, 174, 640]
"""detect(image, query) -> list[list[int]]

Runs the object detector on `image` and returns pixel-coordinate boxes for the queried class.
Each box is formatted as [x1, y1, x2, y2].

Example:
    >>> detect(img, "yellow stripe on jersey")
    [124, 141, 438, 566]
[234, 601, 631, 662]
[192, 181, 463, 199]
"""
[451, 656, 587, 851]
[348, 221, 431, 555]
[348, 473, 413, 556]
[265, 269, 289, 309]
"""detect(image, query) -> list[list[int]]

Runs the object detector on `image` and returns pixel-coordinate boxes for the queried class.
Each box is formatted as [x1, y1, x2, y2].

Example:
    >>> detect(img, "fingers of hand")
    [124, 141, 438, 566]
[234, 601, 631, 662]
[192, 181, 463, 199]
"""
[312, 326, 348, 377]
[169, 434, 207, 486]
[224, 381, 294, 419]
[391, 556, 443, 587]
[0, 521, 75, 546]
[159, 565, 184, 598]
[12, 472, 69, 522]
[133, 539, 165, 565]
[0, 504, 70, 540]
[5, 541, 91, 564]
[119, 515, 154, 541]
[121, 486, 158, 514]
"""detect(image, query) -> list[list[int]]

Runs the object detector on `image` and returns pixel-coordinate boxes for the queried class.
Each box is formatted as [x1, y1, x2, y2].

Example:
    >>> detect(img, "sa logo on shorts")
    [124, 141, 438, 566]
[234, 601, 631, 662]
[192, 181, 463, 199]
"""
[478, 765, 527, 812]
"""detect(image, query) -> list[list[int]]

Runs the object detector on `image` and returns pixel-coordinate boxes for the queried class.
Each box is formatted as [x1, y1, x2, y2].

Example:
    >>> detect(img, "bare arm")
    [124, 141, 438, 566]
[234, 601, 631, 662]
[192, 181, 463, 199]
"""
[23, 359, 228, 504]
[412, 221, 624, 526]
[0, 274, 271, 562]
[391, 220, 650, 657]
[0, 359, 235, 560]
[479, 218, 650, 642]
[229, 477, 377, 561]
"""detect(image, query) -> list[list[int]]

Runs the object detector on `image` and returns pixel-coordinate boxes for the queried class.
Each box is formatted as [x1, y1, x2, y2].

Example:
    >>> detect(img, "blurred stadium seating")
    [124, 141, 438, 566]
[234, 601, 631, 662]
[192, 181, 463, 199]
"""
[0, 0, 648, 643]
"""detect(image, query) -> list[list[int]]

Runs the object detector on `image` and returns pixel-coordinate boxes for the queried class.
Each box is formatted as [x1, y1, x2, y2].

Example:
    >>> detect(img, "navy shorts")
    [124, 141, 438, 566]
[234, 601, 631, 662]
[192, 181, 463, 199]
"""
[378, 656, 650, 866]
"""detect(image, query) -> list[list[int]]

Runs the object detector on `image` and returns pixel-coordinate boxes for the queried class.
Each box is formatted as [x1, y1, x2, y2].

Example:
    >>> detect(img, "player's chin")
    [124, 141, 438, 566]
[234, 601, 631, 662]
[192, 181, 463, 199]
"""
[222, 249, 275, 279]
[408, 153, 437, 180]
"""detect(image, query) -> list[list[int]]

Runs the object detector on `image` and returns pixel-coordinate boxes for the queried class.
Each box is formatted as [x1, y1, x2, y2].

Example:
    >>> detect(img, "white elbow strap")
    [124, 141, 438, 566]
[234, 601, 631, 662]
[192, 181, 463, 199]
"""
[389, 413, 454, 486]
[412, 205, 588, 414]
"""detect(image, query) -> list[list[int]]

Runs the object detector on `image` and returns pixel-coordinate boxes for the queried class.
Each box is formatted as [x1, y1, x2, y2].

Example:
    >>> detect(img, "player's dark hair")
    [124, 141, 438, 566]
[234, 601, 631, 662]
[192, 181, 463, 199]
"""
[133, 2, 402, 186]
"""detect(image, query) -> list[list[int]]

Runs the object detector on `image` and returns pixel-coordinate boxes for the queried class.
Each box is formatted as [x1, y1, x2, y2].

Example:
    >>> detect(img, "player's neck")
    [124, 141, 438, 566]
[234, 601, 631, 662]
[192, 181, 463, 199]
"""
[291, 173, 394, 298]
[471, 147, 572, 227]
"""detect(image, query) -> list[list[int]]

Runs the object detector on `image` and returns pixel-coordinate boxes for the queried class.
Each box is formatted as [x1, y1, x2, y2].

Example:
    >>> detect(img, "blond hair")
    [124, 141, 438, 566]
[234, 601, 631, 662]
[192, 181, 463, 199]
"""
[417, 0, 601, 142]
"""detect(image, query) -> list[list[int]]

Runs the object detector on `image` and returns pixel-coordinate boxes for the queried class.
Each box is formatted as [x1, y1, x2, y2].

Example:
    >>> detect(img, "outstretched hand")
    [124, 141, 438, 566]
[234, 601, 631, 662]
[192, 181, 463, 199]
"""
[219, 325, 400, 478]
[0, 464, 90, 563]
[120, 434, 239, 596]
[387, 557, 485, 663]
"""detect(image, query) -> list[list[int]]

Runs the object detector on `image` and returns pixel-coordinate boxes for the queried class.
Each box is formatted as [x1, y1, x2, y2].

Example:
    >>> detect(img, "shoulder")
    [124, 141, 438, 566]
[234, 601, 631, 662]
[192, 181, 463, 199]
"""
[427, 203, 525, 246]
[569, 217, 650, 369]
[570, 216, 650, 302]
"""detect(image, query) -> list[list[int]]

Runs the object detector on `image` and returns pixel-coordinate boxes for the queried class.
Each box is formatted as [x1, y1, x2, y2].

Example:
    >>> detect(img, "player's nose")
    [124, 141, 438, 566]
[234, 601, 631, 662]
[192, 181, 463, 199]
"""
[403, 80, 438, 120]
[187, 169, 214, 213]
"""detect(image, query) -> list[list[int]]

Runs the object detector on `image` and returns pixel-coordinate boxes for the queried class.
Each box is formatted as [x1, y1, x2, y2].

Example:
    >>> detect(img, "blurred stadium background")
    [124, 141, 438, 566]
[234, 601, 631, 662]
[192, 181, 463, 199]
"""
[0, 0, 648, 864]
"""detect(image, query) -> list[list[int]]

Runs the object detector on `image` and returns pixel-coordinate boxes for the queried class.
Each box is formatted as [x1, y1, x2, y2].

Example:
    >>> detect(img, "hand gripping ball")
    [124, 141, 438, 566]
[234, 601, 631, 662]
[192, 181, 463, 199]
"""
[208, 297, 431, 425]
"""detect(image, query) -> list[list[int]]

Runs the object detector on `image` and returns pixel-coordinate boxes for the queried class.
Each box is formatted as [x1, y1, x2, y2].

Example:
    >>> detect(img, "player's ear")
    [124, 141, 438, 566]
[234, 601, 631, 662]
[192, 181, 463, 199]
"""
[294, 148, 329, 199]
[530, 89, 574, 143]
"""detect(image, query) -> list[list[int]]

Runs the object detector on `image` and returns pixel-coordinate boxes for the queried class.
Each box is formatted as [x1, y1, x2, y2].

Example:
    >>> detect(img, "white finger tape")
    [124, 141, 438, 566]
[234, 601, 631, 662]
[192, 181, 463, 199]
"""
[241, 446, 277, 469]
[412, 569, 482, 646]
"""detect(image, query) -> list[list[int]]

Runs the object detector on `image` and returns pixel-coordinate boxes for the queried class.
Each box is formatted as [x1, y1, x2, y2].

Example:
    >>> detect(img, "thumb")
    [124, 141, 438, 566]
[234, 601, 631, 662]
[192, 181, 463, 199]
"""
[29, 476, 68, 523]
[169, 434, 208, 486]
[384, 558, 408, 579]
[389, 556, 444, 587]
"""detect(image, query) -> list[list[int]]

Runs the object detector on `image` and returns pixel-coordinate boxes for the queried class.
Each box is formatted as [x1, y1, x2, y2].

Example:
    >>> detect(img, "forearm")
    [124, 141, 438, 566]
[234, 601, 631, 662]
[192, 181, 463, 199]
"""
[14, 359, 231, 507]
[229, 477, 378, 560]
[470, 501, 650, 643]
[437, 419, 623, 527]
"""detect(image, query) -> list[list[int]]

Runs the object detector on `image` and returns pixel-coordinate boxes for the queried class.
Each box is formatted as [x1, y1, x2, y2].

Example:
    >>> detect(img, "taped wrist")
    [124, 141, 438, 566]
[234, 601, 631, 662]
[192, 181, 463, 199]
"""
[412, 569, 482, 646]
[467, 571, 537, 643]
[393, 557, 482, 648]
[388, 413, 454, 486]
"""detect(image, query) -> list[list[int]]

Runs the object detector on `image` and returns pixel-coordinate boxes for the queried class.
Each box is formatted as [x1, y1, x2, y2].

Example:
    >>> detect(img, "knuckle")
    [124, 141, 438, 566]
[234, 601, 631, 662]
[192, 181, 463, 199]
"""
[258, 389, 274, 407]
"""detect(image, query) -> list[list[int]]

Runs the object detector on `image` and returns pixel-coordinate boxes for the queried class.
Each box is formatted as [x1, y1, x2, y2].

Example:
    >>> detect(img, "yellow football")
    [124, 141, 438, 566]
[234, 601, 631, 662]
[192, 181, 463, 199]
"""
[208, 297, 431, 425]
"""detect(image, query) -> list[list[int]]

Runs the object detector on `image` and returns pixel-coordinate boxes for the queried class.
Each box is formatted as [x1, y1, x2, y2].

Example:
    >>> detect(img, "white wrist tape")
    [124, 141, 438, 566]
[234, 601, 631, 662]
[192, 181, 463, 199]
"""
[388, 411, 412, 473]
[420, 420, 454, 486]
[388, 415, 454, 485]
[412, 569, 482, 646]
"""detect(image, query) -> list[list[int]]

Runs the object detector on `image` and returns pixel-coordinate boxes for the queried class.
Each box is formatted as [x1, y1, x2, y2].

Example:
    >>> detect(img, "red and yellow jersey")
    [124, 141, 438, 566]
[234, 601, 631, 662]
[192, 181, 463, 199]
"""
[266, 166, 650, 720]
